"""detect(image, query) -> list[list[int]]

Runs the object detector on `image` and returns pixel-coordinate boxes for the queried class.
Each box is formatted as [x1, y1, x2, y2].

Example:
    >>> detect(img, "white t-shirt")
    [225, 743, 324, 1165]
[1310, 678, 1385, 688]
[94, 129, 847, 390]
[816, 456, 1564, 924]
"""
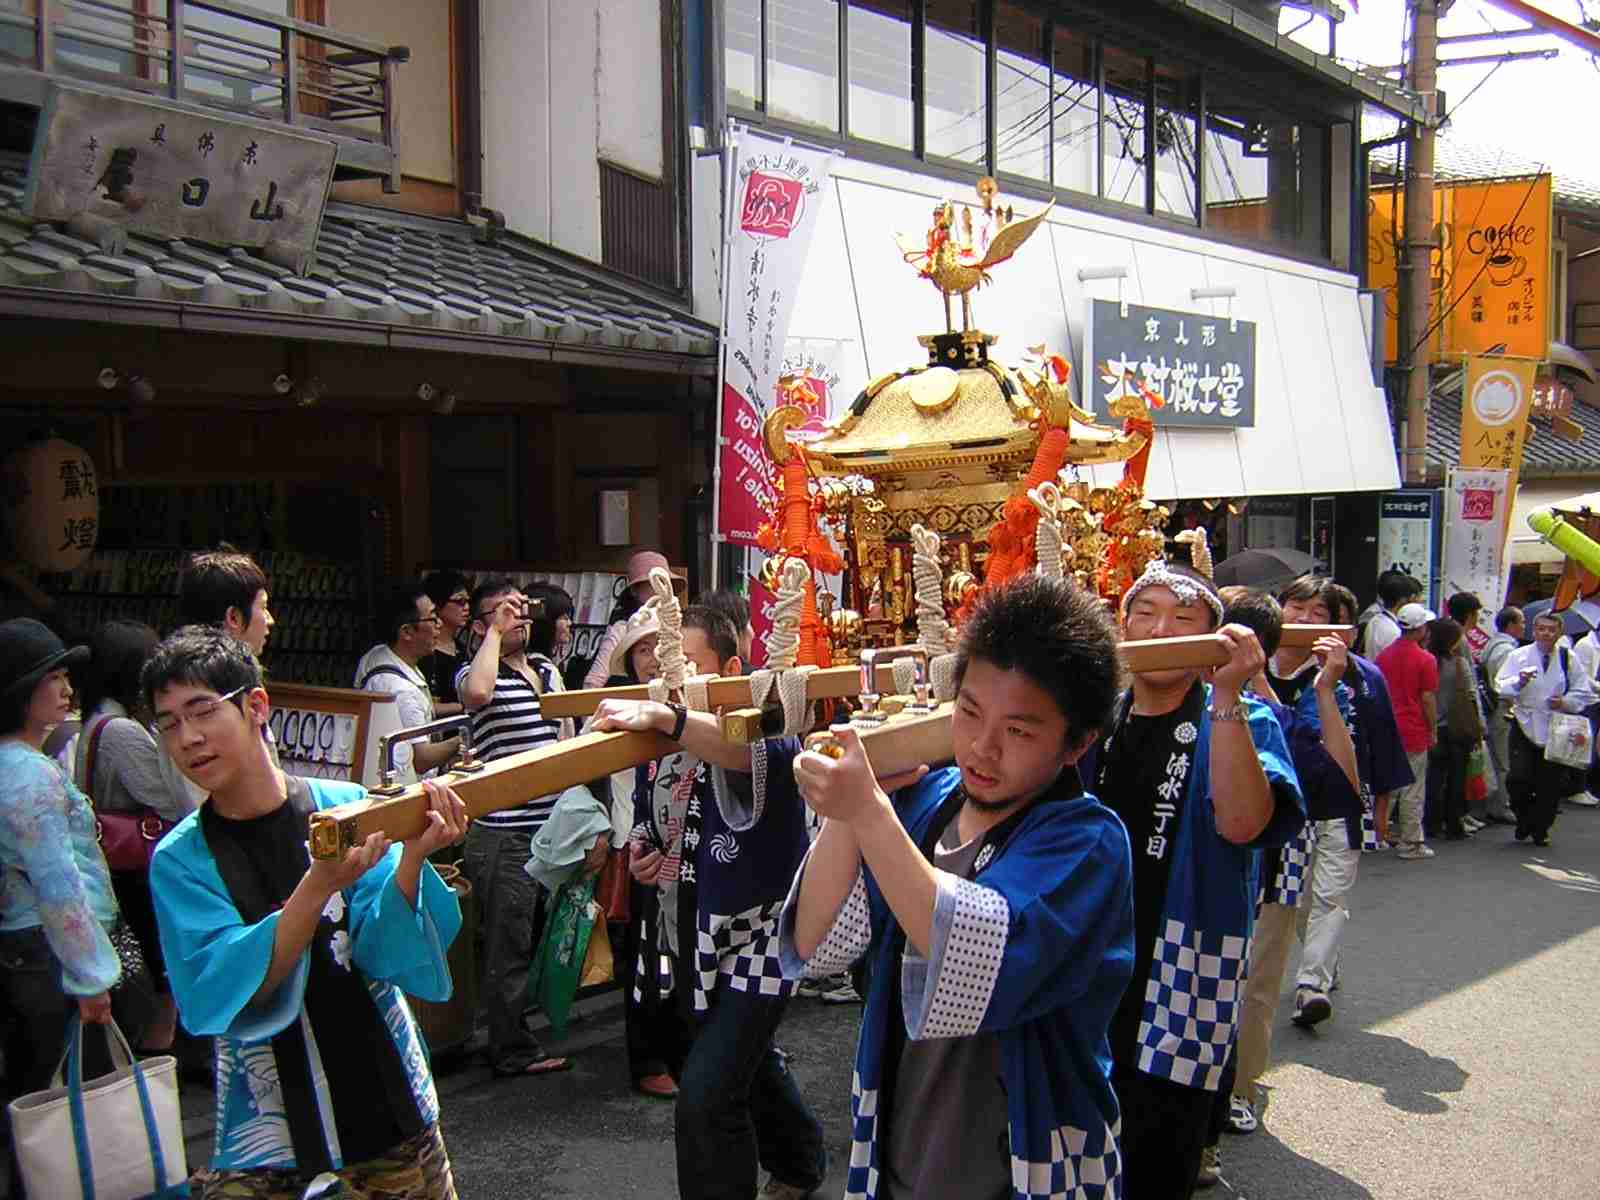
[354, 643, 434, 784]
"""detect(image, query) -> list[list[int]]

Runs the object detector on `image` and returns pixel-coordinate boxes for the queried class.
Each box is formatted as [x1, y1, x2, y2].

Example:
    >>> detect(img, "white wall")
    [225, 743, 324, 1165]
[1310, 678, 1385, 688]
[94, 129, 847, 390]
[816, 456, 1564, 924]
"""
[483, 0, 662, 264]
[598, 0, 665, 180]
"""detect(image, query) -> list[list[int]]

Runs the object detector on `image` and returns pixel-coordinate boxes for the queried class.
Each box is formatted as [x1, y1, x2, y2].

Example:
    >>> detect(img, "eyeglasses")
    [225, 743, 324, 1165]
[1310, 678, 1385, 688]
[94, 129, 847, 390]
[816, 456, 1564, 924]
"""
[406, 614, 444, 628]
[447, 594, 470, 607]
[151, 685, 250, 738]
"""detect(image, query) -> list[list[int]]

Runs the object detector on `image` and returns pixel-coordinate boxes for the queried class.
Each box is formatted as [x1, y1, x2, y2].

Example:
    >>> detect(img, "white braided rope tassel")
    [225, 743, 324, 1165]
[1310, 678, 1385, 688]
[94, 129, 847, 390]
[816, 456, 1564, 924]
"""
[648, 566, 687, 694]
[909, 524, 953, 655]
[749, 557, 815, 735]
[764, 557, 809, 671]
[1028, 480, 1065, 581]
[1175, 527, 1214, 580]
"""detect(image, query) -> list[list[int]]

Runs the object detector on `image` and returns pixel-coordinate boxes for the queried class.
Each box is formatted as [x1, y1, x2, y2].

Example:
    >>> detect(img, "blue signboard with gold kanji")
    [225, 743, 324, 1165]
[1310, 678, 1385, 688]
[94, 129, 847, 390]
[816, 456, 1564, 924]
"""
[1083, 299, 1257, 429]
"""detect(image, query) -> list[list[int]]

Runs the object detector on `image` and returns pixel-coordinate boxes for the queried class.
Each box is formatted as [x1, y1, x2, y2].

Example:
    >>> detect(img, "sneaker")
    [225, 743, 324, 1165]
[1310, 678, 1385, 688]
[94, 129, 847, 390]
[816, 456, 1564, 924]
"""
[1397, 842, 1436, 860]
[1292, 988, 1332, 1028]
[1570, 792, 1600, 808]
[796, 972, 844, 999]
[1461, 816, 1485, 832]
[820, 980, 863, 1005]
[1226, 1092, 1258, 1135]
[1195, 1144, 1222, 1188]
[758, 1178, 814, 1199]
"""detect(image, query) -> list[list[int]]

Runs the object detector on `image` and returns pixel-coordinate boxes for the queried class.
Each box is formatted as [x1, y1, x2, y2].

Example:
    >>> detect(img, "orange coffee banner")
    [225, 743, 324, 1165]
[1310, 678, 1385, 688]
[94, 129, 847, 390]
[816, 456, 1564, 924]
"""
[1367, 176, 1552, 364]
[1445, 176, 1553, 361]
[1460, 354, 1538, 537]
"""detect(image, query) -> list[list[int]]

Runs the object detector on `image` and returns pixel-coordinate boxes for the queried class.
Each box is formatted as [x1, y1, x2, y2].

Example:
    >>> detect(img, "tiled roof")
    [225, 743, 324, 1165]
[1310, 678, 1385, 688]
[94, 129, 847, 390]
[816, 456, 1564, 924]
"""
[1426, 385, 1600, 477]
[1366, 121, 1600, 218]
[0, 164, 717, 365]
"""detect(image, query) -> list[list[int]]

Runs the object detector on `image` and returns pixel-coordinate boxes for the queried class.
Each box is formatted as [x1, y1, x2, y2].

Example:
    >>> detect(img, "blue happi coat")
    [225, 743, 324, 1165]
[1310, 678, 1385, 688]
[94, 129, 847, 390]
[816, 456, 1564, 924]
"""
[149, 779, 460, 1171]
[1261, 679, 1357, 908]
[1115, 688, 1303, 1091]
[779, 762, 1135, 1200]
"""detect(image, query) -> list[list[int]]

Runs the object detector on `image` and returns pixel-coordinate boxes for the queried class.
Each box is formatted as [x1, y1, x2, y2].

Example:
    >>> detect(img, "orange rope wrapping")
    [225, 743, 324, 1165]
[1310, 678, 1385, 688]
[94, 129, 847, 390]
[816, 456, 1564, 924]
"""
[982, 425, 1069, 590]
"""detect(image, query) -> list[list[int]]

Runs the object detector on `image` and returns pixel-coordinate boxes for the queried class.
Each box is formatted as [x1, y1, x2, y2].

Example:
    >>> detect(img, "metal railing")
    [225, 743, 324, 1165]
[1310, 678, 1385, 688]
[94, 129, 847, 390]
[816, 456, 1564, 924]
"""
[0, 0, 406, 184]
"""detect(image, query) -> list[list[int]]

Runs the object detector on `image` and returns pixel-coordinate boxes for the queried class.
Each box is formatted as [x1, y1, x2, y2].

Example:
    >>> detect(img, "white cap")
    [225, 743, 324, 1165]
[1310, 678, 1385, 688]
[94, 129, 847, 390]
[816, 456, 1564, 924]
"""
[1396, 602, 1436, 630]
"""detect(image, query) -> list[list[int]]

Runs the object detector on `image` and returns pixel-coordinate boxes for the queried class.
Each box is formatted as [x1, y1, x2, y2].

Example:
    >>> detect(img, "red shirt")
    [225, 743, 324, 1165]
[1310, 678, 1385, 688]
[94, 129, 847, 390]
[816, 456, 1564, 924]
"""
[1377, 637, 1441, 755]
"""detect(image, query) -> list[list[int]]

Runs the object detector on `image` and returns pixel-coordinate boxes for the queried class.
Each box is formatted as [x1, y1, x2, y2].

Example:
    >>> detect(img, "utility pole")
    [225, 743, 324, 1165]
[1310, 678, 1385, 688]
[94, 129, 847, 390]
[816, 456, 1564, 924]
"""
[1399, 0, 1440, 485]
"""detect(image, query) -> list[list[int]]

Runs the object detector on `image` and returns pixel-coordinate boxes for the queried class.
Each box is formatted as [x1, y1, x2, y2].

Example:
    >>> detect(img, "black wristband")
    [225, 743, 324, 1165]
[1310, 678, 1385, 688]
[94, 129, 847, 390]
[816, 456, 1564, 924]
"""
[667, 701, 688, 742]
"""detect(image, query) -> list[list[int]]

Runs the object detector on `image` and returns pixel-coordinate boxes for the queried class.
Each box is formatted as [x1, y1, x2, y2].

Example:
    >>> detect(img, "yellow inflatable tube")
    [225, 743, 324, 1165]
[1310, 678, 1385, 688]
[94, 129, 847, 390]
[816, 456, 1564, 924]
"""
[1527, 508, 1600, 577]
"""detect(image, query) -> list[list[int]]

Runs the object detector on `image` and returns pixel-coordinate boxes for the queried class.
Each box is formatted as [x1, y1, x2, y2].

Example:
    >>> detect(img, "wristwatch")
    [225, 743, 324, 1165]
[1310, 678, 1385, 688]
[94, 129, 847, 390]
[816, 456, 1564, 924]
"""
[1208, 702, 1248, 724]
[665, 701, 689, 742]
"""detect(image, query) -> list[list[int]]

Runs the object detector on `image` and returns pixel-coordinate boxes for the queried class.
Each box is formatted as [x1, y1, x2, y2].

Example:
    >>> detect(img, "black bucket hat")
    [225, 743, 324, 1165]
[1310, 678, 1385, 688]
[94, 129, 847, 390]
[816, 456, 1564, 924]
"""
[0, 618, 89, 700]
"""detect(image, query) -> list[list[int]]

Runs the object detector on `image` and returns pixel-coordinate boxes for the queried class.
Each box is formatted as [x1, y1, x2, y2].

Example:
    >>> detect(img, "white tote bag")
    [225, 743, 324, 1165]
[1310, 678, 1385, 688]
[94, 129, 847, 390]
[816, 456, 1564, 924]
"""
[7, 1016, 188, 1199]
[1545, 711, 1595, 770]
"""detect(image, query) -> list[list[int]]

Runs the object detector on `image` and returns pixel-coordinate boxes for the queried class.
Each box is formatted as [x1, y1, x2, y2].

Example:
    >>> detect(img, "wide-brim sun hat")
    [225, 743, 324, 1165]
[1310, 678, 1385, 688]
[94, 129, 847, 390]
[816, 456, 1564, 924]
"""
[0, 617, 89, 700]
[609, 603, 662, 679]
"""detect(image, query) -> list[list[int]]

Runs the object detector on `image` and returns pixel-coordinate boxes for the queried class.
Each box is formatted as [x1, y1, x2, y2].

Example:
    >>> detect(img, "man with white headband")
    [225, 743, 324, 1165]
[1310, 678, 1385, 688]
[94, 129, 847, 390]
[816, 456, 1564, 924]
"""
[1091, 561, 1305, 1200]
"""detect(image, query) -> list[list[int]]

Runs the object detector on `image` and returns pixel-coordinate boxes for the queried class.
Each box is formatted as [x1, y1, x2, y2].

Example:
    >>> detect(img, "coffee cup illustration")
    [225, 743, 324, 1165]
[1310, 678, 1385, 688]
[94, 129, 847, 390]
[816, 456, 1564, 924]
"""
[1486, 247, 1526, 287]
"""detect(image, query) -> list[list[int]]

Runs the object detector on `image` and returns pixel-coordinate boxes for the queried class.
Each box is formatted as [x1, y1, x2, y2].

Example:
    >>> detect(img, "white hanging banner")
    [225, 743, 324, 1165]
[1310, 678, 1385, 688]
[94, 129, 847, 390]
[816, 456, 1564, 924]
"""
[713, 128, 836, 546]
[1441, 468, 1512, 627]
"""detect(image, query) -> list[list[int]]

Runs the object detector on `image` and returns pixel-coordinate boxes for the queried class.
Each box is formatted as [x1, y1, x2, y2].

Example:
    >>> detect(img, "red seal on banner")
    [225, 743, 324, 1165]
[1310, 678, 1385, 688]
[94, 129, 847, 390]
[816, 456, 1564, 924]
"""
[1461, 488, 1495, 522]
[740, 171, 806, 239]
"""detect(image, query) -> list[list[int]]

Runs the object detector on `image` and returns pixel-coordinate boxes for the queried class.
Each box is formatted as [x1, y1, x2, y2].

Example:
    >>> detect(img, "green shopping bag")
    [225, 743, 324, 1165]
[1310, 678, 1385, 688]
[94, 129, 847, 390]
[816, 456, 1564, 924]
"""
[526, 874, 598, 1039]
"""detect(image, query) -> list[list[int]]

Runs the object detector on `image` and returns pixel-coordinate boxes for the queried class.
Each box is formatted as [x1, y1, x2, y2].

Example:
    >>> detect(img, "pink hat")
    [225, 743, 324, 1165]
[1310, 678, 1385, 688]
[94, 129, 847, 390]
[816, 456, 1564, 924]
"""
[626, 551, 670, 587]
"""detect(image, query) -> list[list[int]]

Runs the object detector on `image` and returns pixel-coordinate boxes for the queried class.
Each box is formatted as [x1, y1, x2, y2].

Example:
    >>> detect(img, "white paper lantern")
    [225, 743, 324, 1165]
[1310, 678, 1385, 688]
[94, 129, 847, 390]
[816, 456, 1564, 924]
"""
[2, 438, 100, 572]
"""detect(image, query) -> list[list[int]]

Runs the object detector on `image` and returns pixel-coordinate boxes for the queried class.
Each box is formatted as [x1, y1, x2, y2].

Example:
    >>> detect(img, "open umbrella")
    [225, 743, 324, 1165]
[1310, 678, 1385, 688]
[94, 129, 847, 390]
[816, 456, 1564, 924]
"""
[1213, 547, 1320, 592]
[1519, 596, 1594, 640]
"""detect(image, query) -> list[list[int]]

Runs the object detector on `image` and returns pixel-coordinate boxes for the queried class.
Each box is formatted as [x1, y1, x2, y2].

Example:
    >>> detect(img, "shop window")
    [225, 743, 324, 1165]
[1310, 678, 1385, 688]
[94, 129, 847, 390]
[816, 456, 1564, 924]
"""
[767, 0, 840, 133]
[848, 0, 913, 151]
[727, 0, 762, 111]
[1050, 22, 1097, 198]
[993, 2, 1047, 184]
[923, 0, 984, 166]
[1100, 43, 1147, 209]
[1152, 60, 1199, 223]
[1205, 91, 1329, 259]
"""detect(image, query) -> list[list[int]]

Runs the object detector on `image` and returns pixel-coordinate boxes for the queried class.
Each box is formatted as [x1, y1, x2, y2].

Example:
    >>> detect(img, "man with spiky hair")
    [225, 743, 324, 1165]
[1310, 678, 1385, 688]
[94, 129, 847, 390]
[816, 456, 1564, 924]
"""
[783, 575, 1136, 1200]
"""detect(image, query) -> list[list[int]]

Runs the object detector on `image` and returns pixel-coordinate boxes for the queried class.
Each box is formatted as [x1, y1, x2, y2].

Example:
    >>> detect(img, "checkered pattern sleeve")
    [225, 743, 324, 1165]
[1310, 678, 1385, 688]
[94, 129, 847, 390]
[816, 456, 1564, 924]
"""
[901, 871, 1010, 1041]
[777, 842, 872, 981]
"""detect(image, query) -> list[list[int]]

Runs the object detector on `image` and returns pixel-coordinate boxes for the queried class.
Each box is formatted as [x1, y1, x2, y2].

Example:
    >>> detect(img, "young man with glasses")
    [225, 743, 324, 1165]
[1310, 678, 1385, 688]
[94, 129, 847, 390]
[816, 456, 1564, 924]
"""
[354, 584, 461, 786]
[145, 625, 467, 1199]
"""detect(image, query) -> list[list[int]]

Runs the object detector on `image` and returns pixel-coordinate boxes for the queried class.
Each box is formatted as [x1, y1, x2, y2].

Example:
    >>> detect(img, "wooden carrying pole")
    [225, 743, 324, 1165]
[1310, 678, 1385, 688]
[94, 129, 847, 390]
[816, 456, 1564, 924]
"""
[307, 625, 1351, 858]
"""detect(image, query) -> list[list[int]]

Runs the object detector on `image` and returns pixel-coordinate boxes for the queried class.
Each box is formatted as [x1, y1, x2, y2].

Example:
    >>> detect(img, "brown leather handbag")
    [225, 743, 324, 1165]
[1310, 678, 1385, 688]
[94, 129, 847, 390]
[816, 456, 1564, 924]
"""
[595, 847, 632, 923]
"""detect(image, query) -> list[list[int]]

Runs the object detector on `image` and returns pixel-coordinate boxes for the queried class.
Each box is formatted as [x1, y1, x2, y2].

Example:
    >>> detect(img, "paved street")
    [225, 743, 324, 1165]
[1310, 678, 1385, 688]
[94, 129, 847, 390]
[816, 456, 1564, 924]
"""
[169, 805, 1600, 1198]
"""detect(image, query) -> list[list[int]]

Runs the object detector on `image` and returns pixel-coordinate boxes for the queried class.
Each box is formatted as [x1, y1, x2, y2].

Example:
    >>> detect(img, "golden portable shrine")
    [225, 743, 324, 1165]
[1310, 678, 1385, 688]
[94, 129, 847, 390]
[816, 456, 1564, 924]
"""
[753, 182, 1176, 667]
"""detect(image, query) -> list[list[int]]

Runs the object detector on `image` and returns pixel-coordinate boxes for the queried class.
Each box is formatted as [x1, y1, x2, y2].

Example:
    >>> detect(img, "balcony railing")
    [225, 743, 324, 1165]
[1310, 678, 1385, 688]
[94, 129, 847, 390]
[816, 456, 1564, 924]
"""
[0, 0, 407, 189]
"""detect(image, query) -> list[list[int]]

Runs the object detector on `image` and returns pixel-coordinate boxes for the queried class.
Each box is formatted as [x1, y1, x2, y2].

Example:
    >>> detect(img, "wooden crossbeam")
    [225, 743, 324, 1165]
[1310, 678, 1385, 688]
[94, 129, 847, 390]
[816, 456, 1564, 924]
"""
[307, 625, 1349, 859]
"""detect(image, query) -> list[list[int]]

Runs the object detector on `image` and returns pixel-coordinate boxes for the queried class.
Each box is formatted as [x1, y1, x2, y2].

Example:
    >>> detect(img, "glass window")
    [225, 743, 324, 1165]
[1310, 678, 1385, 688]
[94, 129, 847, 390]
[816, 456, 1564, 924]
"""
[993, 3, 1048, 184]
[1205, 91, 1329, 258]
[924, 0, 985, 165]
[1152, 60, 1199, 222]
[767, 0, 840, 133]
[727, 0, 762, 111]
[848, 0, 913, 151]
[1100, 43, 1147, 208]
[1051, 24, 1097, 197]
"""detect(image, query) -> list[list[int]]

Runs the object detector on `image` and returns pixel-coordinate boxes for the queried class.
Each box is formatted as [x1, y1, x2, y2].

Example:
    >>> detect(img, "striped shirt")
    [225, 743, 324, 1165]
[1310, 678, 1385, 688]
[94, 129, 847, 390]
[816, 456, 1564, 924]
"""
[455, 656, 564, 832]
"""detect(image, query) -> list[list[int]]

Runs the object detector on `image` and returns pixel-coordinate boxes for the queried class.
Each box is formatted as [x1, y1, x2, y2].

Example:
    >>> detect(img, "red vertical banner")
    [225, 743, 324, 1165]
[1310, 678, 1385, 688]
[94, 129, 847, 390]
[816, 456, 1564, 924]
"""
[713, 130, 835, 545]
[717, 382, 778, 544]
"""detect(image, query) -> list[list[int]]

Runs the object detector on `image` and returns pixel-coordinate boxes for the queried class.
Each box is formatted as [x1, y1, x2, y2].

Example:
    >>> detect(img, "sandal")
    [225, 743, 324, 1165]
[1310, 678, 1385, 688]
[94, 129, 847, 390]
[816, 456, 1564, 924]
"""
[491, 1051, 573, 1078]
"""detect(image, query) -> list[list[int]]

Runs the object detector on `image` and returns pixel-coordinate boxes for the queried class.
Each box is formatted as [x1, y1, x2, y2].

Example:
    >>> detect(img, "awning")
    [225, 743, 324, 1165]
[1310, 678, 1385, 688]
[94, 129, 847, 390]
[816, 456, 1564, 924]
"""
[785, 166, 1402, 503]
[1509, 482, 1600, 564]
